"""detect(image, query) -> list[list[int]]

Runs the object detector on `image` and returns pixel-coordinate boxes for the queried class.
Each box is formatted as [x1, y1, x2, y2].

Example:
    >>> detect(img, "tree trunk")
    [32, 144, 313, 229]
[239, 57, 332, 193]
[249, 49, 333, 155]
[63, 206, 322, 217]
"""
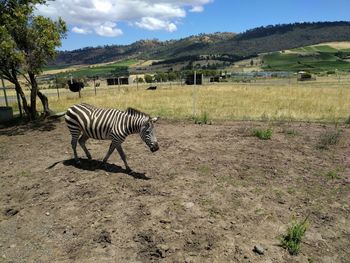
[28, 72, 37, 119]
[37, 90, 53, 116]
[13, 81, 30, 117]
[11, 73, 31, 118]
[29, 72, 54, 117]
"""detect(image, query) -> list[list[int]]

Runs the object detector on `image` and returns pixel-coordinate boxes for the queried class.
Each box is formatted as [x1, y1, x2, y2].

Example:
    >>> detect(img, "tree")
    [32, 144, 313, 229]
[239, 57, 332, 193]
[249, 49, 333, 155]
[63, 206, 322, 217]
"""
[144, 74, 153, 83]
[110, 66, 129, 77]
[0, 0, 67, 120]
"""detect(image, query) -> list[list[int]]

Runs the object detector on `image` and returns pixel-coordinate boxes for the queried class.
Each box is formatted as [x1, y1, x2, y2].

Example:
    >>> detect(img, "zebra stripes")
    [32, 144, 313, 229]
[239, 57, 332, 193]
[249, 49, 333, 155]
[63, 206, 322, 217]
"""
[65, 103, 159, 171]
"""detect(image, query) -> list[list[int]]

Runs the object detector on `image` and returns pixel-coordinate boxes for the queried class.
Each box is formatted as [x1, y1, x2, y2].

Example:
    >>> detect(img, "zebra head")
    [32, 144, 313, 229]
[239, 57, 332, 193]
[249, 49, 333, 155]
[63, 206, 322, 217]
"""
[140, 117, 159, 152]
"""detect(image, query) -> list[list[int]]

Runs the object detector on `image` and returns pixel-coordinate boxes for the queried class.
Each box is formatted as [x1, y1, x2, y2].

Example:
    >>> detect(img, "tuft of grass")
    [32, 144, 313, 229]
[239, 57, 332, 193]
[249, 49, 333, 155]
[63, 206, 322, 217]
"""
[252, 128, 273, 140]
[325, 167, 343, 180]
[17, 170, 31, 177]
[281, 217, 309, 255]
[198, 165, 211, 175]
[282, 129, 300, 136]
[345, 116, 350, 124]
[316, 130, 341, 149]
[326, 170, 341, 180]
[194, 111, 211, 124]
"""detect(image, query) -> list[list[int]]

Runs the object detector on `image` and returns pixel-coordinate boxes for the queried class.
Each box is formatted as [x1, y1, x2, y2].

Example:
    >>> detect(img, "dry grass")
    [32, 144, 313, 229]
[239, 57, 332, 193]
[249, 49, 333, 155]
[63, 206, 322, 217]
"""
[30, 80, 350, 122]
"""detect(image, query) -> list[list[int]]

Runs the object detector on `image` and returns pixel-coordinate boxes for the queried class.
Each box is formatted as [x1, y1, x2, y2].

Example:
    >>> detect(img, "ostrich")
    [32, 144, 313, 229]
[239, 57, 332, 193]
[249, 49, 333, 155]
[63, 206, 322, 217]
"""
[67, 75, 84, 92]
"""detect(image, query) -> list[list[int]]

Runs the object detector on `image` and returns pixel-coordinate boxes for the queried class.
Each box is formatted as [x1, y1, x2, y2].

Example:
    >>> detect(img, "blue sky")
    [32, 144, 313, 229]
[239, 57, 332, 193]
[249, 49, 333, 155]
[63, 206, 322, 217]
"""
[36, 0, 350, 51]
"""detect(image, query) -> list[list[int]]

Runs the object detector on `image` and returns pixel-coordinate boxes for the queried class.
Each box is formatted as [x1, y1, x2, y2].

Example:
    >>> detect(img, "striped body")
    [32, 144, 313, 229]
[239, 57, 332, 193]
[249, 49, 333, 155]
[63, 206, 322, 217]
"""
[66, 103, 134, 142]
[65, 103, 159, 170]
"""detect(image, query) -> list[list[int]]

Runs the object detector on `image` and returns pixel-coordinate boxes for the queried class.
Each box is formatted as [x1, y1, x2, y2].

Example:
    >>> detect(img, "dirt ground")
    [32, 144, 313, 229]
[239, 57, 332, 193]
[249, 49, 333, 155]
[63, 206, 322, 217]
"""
[0, 119, 349, 263]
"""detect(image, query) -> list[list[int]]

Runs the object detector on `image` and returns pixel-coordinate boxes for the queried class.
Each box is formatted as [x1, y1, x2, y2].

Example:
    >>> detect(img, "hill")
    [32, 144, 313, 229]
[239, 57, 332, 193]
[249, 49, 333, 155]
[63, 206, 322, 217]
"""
[51, 21, 350, 69]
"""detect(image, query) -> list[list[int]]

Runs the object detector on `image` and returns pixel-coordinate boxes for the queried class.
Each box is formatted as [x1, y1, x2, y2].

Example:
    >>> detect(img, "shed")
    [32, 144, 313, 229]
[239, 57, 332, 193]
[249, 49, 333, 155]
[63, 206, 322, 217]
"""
[106, 77, 129, 86]
[185, 73, 203, 85]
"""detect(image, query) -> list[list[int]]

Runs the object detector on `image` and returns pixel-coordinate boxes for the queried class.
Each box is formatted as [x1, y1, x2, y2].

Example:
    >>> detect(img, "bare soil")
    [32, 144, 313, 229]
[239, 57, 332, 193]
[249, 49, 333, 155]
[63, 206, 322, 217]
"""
[0, 119, 349, 263]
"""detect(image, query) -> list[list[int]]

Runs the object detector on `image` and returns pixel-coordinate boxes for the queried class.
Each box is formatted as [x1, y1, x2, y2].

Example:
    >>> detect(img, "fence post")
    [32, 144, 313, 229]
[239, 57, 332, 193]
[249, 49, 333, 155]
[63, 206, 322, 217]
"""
[192, 71, 197, 117]
[136, 75, 139, 90]
[1, 78, 9, 107]
[55, 75, 60, 99]
[93, 77, 96, 95]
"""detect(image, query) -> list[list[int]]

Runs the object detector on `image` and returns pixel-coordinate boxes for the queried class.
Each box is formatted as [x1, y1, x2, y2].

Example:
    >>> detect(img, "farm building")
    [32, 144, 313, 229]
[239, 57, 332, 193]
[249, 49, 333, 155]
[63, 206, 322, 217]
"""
[106, 77, 130, 86]
[185, 73, 203, 85]
[210, 76, 221, 82]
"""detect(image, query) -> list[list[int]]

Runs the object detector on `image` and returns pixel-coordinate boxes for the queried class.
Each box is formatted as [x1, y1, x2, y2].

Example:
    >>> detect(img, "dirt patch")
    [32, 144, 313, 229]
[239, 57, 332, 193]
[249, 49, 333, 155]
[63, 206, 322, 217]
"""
[0, 119, 349, 262]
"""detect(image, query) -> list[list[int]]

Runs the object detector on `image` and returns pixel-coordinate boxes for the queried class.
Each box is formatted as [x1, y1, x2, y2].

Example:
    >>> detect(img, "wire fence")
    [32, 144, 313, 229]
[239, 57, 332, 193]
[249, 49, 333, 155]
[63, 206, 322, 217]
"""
[1, 73, 350, 119]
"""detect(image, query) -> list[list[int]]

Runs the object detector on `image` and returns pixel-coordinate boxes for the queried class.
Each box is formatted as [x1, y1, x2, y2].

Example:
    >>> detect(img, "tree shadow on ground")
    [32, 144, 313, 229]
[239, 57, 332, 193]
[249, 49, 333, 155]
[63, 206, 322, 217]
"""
[0, 117, 61, 136]
[60, 158, 150, 180]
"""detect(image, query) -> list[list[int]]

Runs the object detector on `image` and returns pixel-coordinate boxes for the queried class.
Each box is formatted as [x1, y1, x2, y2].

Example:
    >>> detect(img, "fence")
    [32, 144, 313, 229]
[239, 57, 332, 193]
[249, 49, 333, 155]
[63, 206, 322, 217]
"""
[1, 72, 350, 120]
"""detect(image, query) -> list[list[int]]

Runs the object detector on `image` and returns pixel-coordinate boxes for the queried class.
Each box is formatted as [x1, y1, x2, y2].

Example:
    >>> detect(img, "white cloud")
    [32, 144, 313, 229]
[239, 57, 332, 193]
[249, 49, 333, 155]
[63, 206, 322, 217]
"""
[190, 5, 204, 12]
[35, 0, 212, 37]
[72, 26, 91, 34]
[135, 17, 177, 32]
[95, 22, 123, 37]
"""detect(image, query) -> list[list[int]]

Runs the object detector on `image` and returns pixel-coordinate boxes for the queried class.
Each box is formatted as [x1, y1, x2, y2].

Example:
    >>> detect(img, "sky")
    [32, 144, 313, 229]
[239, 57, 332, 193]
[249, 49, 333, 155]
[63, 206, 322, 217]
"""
[35, 0, 350, 51]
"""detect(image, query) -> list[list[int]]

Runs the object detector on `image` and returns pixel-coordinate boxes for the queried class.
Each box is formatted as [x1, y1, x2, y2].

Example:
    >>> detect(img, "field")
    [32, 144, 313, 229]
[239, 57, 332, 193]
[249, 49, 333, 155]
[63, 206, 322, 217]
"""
[43, 60, 139, 78]
[32, 78, 350, 123]
[3, 78, 350, 123]
[0, 119, 349, 262]
[263, 43, 350, 72]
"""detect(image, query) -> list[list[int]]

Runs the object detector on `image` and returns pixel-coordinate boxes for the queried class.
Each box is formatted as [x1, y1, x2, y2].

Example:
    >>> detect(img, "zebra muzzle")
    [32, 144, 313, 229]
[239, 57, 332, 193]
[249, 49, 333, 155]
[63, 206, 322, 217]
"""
[150, 143, 159, 152]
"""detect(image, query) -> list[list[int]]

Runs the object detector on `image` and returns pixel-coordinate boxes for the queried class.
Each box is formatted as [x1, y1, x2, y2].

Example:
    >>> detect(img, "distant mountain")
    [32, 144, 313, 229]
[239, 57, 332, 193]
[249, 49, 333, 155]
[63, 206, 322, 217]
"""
[52, 21, 350, 66]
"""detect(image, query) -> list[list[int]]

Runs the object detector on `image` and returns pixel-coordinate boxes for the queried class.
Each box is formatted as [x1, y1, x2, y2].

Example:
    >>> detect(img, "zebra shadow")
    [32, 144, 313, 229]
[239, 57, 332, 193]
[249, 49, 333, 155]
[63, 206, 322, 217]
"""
[62, 159, 150, 180]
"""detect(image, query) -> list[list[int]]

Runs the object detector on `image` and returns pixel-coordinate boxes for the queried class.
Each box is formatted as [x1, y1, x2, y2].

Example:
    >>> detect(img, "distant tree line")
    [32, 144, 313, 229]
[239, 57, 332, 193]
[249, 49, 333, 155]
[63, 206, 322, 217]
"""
[235, 21, 350, 40]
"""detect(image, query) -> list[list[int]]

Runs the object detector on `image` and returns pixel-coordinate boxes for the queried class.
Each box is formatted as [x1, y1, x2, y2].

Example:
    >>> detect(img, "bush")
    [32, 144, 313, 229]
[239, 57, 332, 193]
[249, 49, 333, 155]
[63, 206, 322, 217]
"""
[252, 128, 272, 140]
[281, 218, 308, 255]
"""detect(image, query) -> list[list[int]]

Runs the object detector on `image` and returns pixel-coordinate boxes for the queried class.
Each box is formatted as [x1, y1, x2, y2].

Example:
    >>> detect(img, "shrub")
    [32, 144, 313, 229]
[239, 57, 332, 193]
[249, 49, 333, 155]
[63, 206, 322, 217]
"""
[281, 218, 308, 255]
[252, 128, 272, 140]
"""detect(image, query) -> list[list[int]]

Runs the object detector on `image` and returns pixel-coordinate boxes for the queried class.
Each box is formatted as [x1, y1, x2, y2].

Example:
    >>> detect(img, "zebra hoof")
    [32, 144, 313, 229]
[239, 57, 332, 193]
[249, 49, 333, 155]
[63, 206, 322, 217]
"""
[75, 159, 81, 165]
[125, 167, 132, 174]
[87, 155, 92, 160]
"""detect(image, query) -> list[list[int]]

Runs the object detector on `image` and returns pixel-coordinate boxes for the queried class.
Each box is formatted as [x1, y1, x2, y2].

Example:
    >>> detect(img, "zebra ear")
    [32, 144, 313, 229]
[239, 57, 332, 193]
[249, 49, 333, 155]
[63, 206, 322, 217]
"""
[151, 117, 158, 122]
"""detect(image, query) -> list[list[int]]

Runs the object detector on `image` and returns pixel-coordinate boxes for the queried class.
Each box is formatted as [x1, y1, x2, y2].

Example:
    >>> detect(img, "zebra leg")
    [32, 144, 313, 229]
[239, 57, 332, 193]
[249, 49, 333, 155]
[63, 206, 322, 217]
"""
[103, 142, 116, 163]
[71, 136, 80, 163]
[78, 134, 92, 159]
[116, 144, 131, 172]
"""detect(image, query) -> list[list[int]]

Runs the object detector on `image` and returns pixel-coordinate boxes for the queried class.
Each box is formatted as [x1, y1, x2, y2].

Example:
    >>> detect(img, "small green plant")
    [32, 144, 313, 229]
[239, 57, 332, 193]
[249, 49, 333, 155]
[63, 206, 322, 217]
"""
[17, 170, 31, 177]
[198, 165, 211, 175]
[345, 116, 350, 124]
[252, 128, 272, 140]
[326, 170, 341, 179]
[281, 217, 308, 255]
[194, 111, 211, 124]
[325, 167, 343, 179]
[316, 130, 340, 149]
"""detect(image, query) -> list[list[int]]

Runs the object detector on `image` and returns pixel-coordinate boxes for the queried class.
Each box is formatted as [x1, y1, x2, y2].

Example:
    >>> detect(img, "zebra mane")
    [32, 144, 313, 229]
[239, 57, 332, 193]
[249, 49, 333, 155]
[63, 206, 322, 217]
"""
[126, 107, 150, 119]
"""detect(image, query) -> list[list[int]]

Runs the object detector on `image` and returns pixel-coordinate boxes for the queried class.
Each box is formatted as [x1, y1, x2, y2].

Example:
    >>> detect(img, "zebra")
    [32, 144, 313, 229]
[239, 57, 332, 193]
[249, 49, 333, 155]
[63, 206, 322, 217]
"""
[64, 103, 159, 171]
